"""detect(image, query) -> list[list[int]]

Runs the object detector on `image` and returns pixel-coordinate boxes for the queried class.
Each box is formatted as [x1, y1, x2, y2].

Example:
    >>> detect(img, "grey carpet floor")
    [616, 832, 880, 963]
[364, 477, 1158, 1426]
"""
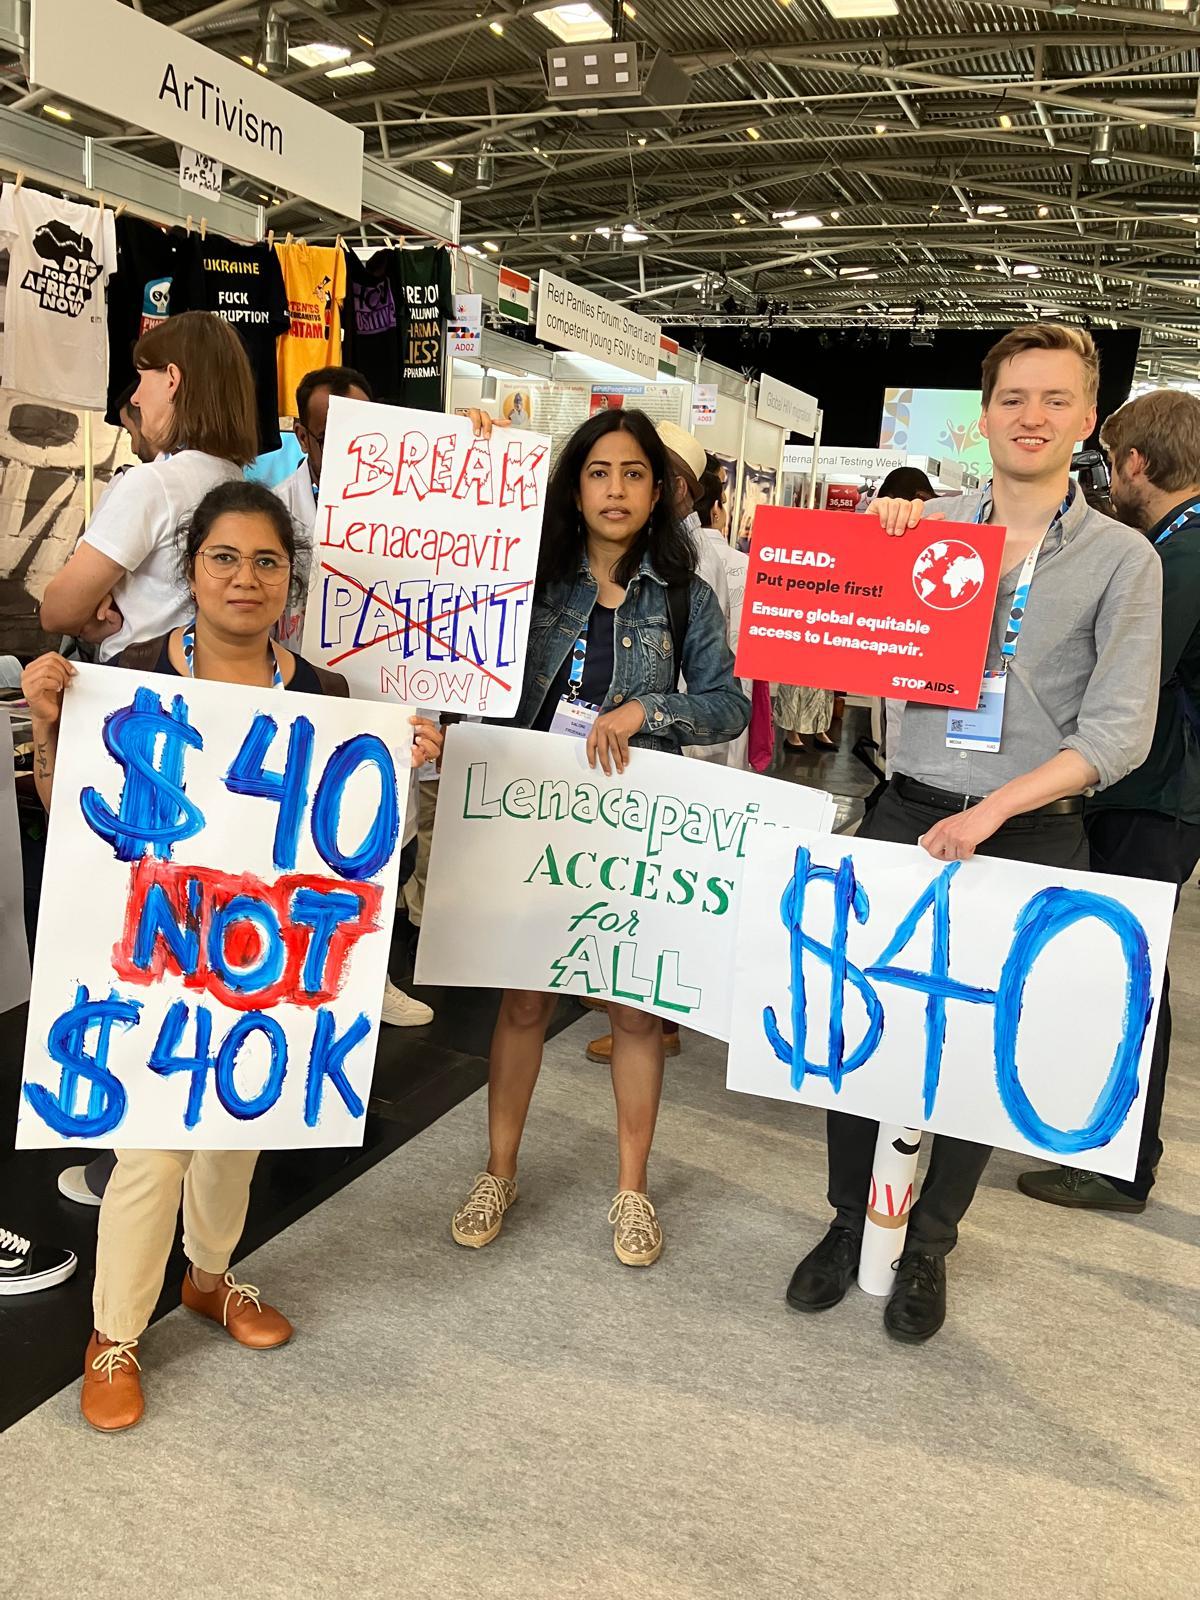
[4, 905, 1199, 1600]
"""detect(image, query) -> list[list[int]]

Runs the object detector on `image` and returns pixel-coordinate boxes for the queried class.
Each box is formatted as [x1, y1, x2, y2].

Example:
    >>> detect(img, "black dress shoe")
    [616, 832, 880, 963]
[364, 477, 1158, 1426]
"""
[883, 1251, 946, 1343]
[786, 1225, 862, 1312]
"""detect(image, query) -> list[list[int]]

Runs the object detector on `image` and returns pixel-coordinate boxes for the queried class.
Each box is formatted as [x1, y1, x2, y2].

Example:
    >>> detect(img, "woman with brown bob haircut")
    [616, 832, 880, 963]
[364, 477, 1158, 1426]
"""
[41, 311, 260, 661]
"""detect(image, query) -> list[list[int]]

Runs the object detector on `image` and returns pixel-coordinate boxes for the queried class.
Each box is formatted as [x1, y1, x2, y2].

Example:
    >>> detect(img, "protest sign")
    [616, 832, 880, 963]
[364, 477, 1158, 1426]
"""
[18, 665, 410, 1150]
[415, 724, 836, 1039]
[0, 715, 31, 1015]
[300, 396, 551, 717]
[726, 829, 1175, 1180]
[735, 506, 1005, 708]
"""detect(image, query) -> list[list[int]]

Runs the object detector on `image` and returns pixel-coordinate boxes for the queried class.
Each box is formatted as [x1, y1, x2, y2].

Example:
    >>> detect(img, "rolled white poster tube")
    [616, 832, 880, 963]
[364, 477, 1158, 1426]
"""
[857, 1124, 922, 1297]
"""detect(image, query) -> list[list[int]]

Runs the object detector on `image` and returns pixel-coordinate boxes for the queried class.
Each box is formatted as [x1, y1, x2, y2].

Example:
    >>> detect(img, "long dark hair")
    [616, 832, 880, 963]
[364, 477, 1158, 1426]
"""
[179, 479, 309, 605]
[537, 408, 696, 589]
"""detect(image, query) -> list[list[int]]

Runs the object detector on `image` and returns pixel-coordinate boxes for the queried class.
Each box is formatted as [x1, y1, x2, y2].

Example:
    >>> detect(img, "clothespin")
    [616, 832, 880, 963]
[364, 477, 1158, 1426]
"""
[200, 215, 207, 240]
[98, 193, 106, 214]
[114, 202, 126, 220]
[13, 170, 25, 193]
[335, 233, 344, 252]
[266, 229, 275, 248]
[285, 231, 293, 247]
[186, 214, 194, 234]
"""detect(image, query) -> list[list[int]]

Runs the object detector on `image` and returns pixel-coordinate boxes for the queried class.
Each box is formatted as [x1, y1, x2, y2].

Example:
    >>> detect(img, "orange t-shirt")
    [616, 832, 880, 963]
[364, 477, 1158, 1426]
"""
[275, 242, 346, 417]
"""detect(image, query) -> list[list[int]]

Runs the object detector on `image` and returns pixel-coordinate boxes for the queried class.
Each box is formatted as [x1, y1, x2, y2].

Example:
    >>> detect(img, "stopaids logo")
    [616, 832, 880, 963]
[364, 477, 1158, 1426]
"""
[912, 538, 985, 611]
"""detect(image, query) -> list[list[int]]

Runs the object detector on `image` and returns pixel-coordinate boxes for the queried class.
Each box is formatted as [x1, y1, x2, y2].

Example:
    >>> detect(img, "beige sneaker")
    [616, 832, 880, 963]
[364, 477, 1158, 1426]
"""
[452, 1172, 518, 1248]
[608, 1191, 662, 1267]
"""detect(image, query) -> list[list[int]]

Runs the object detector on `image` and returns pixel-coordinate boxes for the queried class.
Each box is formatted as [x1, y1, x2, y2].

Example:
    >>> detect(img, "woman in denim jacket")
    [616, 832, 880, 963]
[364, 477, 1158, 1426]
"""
[451, 408, 749, 1268]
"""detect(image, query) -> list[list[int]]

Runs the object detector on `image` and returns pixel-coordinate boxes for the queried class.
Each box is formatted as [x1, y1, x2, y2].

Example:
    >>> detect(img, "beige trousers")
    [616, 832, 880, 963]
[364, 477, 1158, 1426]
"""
[93, 1148, 260, 1343]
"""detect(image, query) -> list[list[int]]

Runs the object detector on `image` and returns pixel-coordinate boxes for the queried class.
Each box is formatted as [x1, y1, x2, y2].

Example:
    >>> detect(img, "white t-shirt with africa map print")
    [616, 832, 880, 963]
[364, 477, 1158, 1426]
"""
[0, 185, 117, 409]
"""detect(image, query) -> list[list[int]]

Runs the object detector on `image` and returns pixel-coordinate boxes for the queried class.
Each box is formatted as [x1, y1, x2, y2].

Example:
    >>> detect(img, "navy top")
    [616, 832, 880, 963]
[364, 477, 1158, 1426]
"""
[152, 636, 325, 695]
[532, 603, 616, 731]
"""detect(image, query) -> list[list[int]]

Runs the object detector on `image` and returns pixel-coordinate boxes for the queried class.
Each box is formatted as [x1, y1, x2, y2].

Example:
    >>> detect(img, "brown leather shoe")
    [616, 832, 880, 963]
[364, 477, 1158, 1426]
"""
[181, 1269, 293, 1350]
[586, 1028, 681, 1064]
[81, 1332, 144, 1433]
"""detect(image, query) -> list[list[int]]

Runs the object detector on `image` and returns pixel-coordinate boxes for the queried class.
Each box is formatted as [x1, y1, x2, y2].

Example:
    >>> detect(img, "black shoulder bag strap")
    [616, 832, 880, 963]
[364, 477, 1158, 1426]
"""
[665, 581, 689, 692]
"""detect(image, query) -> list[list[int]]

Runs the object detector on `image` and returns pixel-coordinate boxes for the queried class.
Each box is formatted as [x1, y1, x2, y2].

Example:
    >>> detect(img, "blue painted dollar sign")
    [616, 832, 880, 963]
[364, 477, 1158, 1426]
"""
[763, 847, 884, 1091]
[79, 686, 206, 861]
[23, 984, 141, 1139]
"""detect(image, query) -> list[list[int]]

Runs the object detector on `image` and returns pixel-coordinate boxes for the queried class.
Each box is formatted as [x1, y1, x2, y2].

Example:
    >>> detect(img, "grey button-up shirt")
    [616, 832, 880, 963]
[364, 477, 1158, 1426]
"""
[892, 486, 1162, 798]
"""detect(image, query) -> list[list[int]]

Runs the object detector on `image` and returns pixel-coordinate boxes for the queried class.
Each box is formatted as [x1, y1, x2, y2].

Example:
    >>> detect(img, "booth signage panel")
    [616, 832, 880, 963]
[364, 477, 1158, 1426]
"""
[30, 0, 364, 219]
[757, 374, 818, 437]
[735, 505, 1005, 709]
[535, 270, 660, 380]
[783, 446, 906, 476]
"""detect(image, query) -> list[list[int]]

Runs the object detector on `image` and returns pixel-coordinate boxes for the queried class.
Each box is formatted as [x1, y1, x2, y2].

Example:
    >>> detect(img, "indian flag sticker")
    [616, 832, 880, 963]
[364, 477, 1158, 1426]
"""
[659, 334, 679, 377]
[499, 266, 532, 324]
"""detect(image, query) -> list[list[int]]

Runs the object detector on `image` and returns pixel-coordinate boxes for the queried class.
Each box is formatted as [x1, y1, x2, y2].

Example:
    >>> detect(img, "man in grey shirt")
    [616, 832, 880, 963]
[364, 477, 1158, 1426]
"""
[786, 323, 1162, 1343]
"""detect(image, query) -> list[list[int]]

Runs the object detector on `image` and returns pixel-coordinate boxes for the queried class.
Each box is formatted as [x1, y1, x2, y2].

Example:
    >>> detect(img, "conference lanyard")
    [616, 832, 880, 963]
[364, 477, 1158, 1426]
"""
[973, 484, 1072, 676]
[565, 627, 589, 702]
[1153, 498, 1200, 548]
[181, 619, 284, 688]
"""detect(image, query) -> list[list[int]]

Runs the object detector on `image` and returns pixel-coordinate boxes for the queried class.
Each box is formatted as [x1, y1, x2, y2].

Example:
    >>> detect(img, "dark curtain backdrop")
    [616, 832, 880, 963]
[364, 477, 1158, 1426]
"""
[665, 326, 1141, 449]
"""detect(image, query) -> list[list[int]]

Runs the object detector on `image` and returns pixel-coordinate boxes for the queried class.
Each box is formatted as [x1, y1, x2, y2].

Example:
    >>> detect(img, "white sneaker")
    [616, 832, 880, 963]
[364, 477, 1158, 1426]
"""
[58, 1165, 104, 1207]
[381, 978, 434, 1027]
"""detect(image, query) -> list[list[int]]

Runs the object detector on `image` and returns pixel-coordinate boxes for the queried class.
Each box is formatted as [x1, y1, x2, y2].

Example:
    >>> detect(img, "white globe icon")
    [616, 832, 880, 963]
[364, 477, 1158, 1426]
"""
[912, 539, 986, 611]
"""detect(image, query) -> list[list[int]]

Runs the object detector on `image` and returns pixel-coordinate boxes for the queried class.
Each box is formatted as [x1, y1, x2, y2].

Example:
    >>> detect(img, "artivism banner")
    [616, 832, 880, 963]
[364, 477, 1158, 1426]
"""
[416, 725, 837, 1040]
[18, 665, 410, 1150]
[301, 396, 550, 717]
[735, 506, 1005, 708]
[727, 830, 1175, 1180]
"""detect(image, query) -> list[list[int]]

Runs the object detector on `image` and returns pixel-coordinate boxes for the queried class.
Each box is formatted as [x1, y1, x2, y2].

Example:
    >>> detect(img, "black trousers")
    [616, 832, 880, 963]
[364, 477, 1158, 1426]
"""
[1084, 808, 1200, 1200]
[827, 781, 1090, 1256]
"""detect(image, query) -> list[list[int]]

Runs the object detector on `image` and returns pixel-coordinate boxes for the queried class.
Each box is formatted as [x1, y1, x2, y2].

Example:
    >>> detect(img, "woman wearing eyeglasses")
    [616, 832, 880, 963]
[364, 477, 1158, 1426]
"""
[23, 480, 443, 1433]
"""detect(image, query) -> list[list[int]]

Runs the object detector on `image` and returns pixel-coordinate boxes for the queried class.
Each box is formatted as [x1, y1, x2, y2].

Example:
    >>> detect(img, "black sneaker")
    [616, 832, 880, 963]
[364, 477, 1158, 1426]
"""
[0, 1226, 78, 1296]
[786, 1225, 862, 1312]
[883, 1251, 946, 1343]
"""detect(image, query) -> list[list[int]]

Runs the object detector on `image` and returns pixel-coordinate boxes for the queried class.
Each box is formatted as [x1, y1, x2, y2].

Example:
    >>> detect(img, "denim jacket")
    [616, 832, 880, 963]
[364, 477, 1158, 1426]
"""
[514, 553, 750, 752]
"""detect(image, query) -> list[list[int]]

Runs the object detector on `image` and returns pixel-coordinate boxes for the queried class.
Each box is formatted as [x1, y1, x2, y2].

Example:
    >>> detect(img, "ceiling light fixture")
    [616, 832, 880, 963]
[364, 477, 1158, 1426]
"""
[637, 136, 647, 146]
[570, 232, 579, 241]
[838, 266, 872, 277]
[533, 4, 612, 43]
[1037, 205, 1050, 217]
[780, 215, 823, 230]
[1013, 263, 1040, 276]
[489, 20, 505, 36]
[1089, 124, 1113, 167]
[482, 241, 500, 253]
[476, 145, 496, 188]
[240, 55, 254, 67]
[821, 0, 899, 16]
[623, 2, 638, 15]
[746, 127, 761, 141]
[43, 105, 71, 121]
[977, 204, 1006, 216]
[256, 63, 269, 74]
[262, 10, 289, 69]
[874, 123, 888, 135]
[434, 160, 454, 175]
[463, 245, 484, 258]
[288, 42, 351, 68]
[803, 267, 814, 275]
[998, 113, 1013, 130]
[326, 60, 375, 78]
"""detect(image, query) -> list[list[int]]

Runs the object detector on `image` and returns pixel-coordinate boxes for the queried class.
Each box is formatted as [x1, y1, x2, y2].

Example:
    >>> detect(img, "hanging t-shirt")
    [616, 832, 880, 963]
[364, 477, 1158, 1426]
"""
[275, 241, 346, 417]
[181, 234, 289, 453]
[105, 215, 188, 423]
[341, 247, 403, 403]
[81, 450, 243, 662]
[0, 185, 117, 409]
[394, 246, 453, 411]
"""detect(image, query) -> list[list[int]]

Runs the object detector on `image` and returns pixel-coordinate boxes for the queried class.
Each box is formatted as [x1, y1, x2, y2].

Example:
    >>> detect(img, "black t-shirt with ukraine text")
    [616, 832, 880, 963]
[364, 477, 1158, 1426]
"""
[182, 235, 289, 452]
[394, 246, 453, 411]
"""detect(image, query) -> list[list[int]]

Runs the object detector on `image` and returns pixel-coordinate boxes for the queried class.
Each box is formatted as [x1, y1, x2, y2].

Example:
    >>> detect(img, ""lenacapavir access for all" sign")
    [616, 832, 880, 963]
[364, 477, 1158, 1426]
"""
[30, 0, 364, 219]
